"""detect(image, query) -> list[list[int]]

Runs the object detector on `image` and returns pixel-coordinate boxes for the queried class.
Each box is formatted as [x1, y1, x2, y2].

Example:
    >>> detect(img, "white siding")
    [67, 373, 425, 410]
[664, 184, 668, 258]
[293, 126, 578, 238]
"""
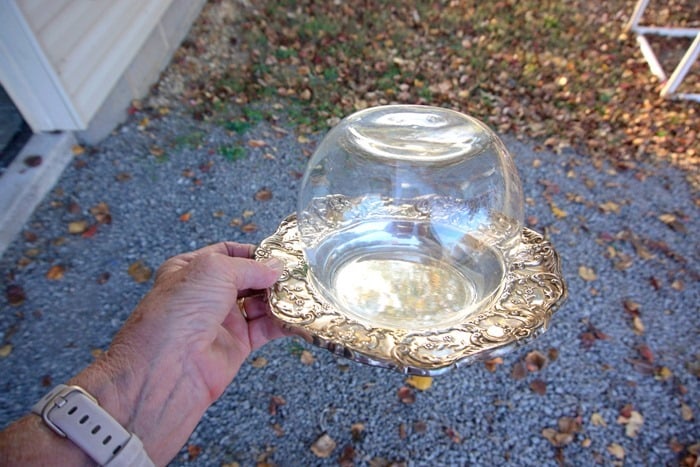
[15, 0, 172, 125]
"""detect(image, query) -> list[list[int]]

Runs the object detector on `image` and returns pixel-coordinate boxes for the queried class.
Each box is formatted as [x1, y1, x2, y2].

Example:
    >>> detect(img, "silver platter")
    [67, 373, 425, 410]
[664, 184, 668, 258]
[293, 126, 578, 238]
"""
[256, 214, 567, 375]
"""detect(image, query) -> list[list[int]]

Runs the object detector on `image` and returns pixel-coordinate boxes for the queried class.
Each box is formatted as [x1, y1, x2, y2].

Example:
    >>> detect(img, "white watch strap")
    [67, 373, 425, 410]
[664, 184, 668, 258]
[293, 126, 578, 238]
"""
[32, 384, 154, 467]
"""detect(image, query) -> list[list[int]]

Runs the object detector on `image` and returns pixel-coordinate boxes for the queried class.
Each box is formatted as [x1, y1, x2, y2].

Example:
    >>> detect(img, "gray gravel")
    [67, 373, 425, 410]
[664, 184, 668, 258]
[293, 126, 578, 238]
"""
[0, 108, 698, 466]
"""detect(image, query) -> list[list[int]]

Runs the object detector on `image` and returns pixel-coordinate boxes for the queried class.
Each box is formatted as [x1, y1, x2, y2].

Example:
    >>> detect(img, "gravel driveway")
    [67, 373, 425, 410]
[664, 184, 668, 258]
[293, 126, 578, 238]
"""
[0, 103, 698, 466]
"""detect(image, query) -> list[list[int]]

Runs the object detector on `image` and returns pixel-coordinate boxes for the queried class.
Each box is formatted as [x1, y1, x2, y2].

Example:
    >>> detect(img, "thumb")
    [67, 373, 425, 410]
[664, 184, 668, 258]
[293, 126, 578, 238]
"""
[228, 256, 284, 292]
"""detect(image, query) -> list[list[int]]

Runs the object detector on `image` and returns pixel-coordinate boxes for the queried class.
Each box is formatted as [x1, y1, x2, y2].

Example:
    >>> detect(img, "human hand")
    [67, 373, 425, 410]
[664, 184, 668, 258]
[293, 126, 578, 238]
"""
[71, 242, 285, 465]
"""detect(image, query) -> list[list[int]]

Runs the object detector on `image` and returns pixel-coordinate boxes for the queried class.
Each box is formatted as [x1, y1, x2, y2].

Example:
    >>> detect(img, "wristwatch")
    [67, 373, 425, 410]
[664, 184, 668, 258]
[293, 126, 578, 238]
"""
[32, 384, 155, 467]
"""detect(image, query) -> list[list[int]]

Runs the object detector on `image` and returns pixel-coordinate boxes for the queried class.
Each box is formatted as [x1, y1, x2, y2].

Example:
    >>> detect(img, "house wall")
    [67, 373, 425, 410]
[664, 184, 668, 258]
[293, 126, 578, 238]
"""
[4, 0, 206, 142]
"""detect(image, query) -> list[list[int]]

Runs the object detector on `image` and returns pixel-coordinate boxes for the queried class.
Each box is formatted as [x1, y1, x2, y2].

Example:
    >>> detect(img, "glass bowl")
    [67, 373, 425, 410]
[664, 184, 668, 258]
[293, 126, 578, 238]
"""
[296, 105, 524, 331]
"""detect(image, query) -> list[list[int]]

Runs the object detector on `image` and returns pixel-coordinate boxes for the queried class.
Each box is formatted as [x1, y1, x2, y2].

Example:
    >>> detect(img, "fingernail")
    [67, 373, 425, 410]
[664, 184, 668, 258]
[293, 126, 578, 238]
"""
[262, 257, 285, 274]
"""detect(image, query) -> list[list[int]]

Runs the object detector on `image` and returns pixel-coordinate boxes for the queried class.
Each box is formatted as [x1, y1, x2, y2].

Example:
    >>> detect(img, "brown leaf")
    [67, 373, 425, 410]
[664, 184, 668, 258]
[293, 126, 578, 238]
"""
[632, 315, 645, 335]
[127, 261, 152, 283]
[46, 265, 66, 280]
[483, 357, 503, 372]
[248, 139, 268, 148]
[149, 146, 165, 157]
[71, 144, 85, 155]
[339, 444, 355, 467]
[550, 202, 568, 219]
[268, 395, 286, 416]
[89, 202, 112, 224]
[511, 361, 527, 380]
[443, 426, 462, 443]
[254, 188, 273, 201]
[525, 350, 548, 372]
[310, 433, 336, 458]
[397, 386, 416, 404]
[241, 223, 258, 233]
[351, 423, 366, 442]
[623, 299, 641, 316]
[179, 212, 192, 222]
[187, 444, 201, 460]
[530, 379, 547, 395]
[24, 155, 43, 167]
[637, 344, 654, 363]
[591, 412, 607, 427]
[115, 172, 132, 182]
[6, 284, 26, 306]
[81, 224, 99, 238]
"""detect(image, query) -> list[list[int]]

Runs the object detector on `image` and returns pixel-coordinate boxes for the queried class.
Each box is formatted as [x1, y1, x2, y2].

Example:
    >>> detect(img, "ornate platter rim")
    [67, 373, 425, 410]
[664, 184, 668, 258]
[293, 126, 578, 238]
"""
[255, 214, 567, 375]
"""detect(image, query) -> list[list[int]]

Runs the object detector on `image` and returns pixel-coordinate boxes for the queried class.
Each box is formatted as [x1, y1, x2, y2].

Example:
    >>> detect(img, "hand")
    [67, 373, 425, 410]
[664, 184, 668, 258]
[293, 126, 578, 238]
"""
[111, 241, 285, 402]
[0, 242, 286, 466]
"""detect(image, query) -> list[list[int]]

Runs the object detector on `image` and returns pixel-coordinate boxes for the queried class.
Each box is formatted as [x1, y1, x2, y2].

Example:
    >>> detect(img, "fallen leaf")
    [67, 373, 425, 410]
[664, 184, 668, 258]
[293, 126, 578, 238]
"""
[310, 433, 336, 458]
[398, 423, 407, 439]
[681, 403, 694, 421]
[96, 272, 110, 284]
[127, 261, 152, 283]
[251, 356, 268, 368]
[46, 265, 66, 280]
[71, 145, 85, 155]
[115, 172, 132, 182]
[607, 443, 625, 459]
[6, 284, 27, 306]
[397, 386, 416, 404]
[149, 146, 165, 157]
[550, 202, 568, 219]
[632, 316, 645, 335]
[578, 265, 597, 281]
[338, 444, 355, 467]
[484, 357, 503, 372]
[617, 410, 643, 438]
[351, 423, 366, 442]
[24, 155, 43, 167]
[241, 223, 258, 233]
[655, 366, 673, 381]
[511, 361, 527, 380]
[599, 201, 621, 214]
[525, 350, 548, 372]
[89, 202, 112, 224]
[0, 344, 12, 358]
[591, 412, 607, 427]
[300, 350, 315, 365]
[530, 379, 547, 395]
[179, 212, 192, 222]
[68, 220, 89, 234]
[255, 188, 273, 201]
[242, 209, 255, 218]
[248, 139, 268, 148]
[187, 444, 201, 460]
[268, 395, 286, 416]
[542, 428, 574, 447]
[443, 426, 462, 443]
[81, 224, 98, 238]
[637, 344, 654, 363]
[405, 375, 432, 391]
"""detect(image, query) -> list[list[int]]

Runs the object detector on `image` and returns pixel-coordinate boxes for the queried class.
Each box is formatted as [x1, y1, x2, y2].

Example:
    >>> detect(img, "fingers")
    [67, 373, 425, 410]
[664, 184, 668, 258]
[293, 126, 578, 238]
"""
[246, 315, 290, 351]
[241, 295, 270, 320]
[227, 256, 284, 292]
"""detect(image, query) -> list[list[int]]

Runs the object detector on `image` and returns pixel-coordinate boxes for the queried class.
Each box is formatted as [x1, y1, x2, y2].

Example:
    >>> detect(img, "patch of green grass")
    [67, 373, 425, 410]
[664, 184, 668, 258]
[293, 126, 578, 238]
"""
[219, 145, 246, 162]
[173, 130, 205, 149]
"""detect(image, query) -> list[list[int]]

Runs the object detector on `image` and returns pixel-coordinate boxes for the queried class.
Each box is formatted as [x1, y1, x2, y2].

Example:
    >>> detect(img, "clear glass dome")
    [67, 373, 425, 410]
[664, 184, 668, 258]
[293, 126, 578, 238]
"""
[297, 105, 524, 330]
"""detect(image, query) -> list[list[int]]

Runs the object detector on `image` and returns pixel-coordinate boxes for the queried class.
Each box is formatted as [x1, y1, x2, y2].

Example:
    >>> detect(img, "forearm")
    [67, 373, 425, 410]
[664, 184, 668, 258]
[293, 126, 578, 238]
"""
[0, 316, 211, 466]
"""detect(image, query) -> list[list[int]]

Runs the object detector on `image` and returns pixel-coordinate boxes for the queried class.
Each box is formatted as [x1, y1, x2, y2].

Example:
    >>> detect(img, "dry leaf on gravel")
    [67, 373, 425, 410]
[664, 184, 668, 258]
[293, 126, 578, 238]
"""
[300, 350, 315, 365]
[0, 344, 12, 358]
[127, 261, 152, 283]
[68, 220, 89, 234]
[484, 357, 503, 372]
[254, 188, 273, 201]
[617, 409, 644, 438]
[5, 284, 26, 306]
[405, 375, 432, 391]
[310, 433, 336, 458]
[607, 443, 625, 460]
[578, 266, 597, 281]
[397, 386, 416, 404]
[525, 350, 548, 372]
[251, 356, 268, 368]
[46, 265, 66, 280]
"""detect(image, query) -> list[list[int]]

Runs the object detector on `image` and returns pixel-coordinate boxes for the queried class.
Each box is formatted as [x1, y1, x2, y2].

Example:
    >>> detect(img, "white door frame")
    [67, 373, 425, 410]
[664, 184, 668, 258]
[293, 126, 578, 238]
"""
[0, 0, 84, 132]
